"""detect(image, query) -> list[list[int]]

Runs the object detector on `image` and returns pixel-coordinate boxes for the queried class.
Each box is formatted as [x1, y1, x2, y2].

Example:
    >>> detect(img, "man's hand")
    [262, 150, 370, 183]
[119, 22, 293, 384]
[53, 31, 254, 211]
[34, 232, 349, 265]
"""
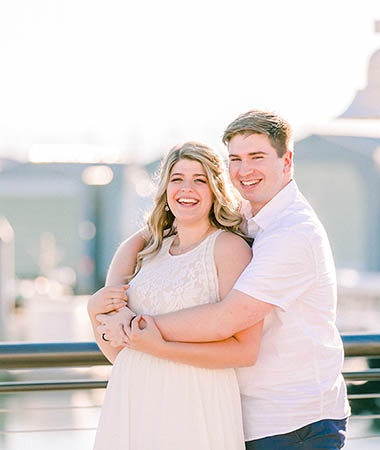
[125, 315, 166, 357]
[96, 306, 136, 347]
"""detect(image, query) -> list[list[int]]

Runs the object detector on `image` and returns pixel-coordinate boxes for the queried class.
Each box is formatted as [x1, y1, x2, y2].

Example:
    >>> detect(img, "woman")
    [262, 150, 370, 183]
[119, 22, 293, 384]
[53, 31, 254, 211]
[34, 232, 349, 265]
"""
[88, 142, 263, 450]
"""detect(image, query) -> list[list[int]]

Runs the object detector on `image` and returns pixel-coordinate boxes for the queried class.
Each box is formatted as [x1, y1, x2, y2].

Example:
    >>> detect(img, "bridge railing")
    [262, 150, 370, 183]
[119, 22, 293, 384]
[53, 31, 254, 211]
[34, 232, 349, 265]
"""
[0, 334, 380, 446]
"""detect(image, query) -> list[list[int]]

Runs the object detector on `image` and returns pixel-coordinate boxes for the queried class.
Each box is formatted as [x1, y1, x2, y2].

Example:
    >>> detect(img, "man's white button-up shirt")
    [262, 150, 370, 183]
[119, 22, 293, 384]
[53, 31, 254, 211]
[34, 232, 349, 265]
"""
[234, 180, 350, 441]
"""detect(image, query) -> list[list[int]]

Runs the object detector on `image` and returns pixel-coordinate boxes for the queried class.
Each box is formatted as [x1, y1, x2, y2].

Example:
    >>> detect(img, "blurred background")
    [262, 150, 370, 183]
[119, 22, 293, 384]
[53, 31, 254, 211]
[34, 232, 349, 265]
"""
[0, 1, 379, 448]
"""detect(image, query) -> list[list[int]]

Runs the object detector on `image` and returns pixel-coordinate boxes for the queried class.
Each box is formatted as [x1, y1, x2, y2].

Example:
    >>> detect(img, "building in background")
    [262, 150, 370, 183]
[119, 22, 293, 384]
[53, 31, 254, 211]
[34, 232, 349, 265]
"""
[0, 160, 126, 294]
[294, 22, 380, 273]
[0, 140, 160, 297]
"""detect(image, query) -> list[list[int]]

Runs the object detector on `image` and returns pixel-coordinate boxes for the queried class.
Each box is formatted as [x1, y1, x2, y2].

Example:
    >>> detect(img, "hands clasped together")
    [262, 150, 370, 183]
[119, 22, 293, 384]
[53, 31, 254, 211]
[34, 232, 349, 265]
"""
[87, 285, 166, 356]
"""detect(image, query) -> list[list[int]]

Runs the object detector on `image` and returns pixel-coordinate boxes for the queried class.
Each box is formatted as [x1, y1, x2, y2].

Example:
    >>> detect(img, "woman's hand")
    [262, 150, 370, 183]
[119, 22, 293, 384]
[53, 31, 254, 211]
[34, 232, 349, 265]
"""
[96, 306, 136, 347]
[87, 285, 129, 319]
[126, 315, 166, 357]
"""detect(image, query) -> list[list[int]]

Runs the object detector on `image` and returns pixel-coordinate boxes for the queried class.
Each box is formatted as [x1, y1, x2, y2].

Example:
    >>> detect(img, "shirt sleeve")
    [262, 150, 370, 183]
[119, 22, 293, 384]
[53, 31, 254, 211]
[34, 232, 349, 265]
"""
[233, 229, 317, 311]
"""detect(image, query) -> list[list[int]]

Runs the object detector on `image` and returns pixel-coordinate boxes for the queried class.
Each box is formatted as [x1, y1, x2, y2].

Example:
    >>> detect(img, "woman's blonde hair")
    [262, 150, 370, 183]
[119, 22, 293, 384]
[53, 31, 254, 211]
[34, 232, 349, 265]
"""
[127, 141, 246, 282]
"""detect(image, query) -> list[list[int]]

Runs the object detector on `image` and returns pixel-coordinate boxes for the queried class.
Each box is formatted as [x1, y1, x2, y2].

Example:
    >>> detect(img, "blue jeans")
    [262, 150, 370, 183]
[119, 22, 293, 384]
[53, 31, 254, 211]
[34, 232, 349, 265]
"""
[245, 418, 348, 449]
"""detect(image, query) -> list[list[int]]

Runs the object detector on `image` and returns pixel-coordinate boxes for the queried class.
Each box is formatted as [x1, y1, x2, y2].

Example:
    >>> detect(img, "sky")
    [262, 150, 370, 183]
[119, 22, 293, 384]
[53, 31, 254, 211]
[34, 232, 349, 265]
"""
[0, 0, 379, 163]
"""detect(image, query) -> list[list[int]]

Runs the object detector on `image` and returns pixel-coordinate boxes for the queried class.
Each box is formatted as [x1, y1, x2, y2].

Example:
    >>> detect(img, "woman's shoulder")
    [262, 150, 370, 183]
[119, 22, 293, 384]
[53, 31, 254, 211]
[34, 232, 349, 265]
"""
[215, 230, 251, 246]
[214, 230, 252, 261]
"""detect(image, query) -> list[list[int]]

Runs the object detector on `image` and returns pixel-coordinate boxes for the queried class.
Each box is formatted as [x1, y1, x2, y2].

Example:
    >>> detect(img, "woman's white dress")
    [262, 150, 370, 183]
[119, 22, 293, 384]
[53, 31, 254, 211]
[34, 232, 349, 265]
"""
[93, 230, 245, 450]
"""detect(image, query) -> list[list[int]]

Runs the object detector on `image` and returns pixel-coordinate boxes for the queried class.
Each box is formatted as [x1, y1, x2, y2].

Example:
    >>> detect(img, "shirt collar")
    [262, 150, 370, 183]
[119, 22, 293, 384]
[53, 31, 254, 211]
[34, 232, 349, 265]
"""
[247, 179, 298, 233]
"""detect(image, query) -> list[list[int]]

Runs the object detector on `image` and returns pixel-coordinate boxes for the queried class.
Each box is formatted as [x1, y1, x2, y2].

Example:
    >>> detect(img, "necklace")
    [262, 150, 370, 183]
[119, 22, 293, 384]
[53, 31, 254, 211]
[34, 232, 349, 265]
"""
[170, 226, 213, 255]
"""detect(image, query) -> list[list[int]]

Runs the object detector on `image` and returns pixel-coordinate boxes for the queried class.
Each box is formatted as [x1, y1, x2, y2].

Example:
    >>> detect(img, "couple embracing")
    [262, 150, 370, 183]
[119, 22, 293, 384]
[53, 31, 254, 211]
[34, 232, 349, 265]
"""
[87, 109, 350, 450]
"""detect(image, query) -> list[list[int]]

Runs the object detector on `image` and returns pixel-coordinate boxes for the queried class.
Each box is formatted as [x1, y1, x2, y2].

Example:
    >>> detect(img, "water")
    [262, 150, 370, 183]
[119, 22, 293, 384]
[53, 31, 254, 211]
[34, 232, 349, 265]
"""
[0, 389, 101, 450]
[0, 293, 379, 449]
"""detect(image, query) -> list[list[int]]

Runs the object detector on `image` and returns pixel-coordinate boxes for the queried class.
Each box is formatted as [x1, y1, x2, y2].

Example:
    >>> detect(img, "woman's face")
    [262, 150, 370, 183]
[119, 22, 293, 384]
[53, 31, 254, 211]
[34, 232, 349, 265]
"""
[166, 158, 213, 227]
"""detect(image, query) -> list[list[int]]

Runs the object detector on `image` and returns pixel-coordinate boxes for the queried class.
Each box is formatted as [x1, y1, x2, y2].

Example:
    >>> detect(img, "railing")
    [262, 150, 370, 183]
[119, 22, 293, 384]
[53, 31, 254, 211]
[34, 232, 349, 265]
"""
[0, 334, 380, 447]
[0, 342, 108, 392]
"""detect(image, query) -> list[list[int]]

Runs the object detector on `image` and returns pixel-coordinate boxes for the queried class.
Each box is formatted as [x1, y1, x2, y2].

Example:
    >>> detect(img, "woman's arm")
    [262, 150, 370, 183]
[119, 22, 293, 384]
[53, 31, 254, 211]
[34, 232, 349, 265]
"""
[89, 311, 125, 364]
[127, 232, 264, 368]
[88, 229, 147, 363]
[87, 286, 129, 363]
[105, 228, 147, 285]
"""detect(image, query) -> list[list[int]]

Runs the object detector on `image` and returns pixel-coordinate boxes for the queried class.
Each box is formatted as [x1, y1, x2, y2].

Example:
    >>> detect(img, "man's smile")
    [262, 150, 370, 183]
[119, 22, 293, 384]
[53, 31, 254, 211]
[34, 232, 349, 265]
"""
[240, 179, 262, 187]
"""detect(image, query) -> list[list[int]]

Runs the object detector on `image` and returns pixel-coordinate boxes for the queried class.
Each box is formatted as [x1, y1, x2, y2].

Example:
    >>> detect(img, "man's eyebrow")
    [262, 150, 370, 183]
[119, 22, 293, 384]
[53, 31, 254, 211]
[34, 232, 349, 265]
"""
[228, 151, 267, 158]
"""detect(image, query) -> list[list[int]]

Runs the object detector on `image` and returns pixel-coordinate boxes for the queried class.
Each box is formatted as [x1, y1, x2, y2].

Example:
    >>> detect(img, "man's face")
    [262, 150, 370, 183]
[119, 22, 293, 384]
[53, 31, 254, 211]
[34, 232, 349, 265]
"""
[228, 133, 292, 215]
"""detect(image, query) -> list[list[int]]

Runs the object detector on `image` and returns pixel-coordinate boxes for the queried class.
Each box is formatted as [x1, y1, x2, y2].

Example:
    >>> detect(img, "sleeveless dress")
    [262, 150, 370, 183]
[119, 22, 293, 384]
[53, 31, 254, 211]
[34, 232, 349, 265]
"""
[93, 230, 245, 450]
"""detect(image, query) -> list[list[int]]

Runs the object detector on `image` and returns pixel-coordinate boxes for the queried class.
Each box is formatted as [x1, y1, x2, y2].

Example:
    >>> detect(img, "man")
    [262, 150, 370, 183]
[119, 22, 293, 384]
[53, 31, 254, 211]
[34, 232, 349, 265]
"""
[97, 110, 350, 449]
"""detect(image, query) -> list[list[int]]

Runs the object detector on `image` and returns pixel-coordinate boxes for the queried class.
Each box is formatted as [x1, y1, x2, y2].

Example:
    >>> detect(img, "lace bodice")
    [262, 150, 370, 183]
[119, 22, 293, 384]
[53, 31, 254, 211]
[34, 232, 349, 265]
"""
[127, 230, 223, 316]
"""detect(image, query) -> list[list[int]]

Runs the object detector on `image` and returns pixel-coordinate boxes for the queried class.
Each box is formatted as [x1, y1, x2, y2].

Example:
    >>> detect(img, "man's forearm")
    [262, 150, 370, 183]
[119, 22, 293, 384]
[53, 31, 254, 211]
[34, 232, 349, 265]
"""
[155, 302, 225, 342]
[154, 289, 272, 342]
[156, 337, 256, 369]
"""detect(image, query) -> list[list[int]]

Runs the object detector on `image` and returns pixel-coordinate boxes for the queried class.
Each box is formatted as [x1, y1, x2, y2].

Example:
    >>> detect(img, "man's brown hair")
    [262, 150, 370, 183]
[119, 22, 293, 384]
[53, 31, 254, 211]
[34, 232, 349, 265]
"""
[222, 109, 293, 157]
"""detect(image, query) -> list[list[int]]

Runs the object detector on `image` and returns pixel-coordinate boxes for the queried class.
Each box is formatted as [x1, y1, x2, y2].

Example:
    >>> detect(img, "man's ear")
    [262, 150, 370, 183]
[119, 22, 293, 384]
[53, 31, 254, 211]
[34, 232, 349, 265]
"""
[283, 151, 293, 174]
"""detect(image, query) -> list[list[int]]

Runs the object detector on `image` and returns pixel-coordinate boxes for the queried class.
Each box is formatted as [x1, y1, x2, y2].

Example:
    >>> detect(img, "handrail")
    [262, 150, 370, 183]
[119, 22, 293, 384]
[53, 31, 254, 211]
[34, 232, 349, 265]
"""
[0, 380, 107, 393]
[0, 334, 380, 370]
[342, 334, 380, 357]
[0, 334, 380, 368]
[0, 342, 108, 369]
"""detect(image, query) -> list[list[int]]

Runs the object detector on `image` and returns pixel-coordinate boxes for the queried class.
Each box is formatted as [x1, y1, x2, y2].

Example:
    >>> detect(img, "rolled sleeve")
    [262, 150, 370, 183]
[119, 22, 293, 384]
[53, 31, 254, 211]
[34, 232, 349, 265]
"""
[234, 229, 316, 311]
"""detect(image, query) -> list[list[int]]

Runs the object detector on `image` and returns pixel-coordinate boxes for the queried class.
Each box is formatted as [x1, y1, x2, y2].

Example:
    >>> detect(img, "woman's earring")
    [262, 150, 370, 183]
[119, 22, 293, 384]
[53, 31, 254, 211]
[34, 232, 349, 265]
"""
[165, 203, 170, 212]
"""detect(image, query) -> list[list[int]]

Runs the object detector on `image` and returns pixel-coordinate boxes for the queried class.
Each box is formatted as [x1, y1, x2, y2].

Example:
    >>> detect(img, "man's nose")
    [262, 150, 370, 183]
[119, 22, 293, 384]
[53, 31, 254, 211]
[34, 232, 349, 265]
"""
[238, 159, 253, 177]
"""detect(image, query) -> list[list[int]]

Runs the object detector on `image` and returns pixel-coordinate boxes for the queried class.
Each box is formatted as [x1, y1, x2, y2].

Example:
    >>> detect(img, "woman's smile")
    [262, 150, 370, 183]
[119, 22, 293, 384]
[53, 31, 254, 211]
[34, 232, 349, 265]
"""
[167, 159, 213, 225]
